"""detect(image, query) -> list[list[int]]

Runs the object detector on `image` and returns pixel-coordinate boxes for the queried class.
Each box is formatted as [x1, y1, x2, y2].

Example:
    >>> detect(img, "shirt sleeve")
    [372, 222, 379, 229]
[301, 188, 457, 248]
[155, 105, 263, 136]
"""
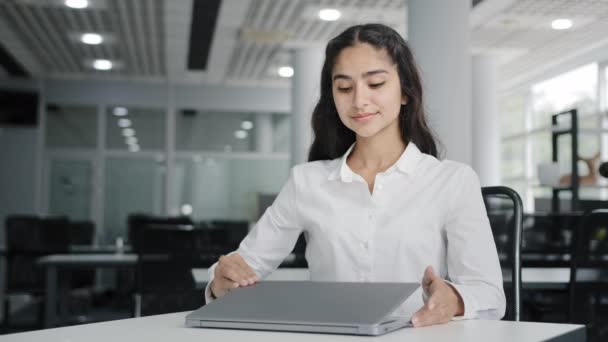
[205, 168, 303, 303]
[444, 165, 506, 320]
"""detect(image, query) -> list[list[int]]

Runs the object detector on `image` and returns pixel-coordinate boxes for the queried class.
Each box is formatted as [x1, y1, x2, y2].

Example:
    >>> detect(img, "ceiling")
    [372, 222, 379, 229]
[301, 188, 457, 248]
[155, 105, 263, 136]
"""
[1, 0, 608, 90]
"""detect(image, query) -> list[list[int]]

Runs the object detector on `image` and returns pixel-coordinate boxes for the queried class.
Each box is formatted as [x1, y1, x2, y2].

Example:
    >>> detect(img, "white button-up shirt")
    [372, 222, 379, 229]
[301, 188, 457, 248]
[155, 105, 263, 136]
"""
[206, 142, 505, 320]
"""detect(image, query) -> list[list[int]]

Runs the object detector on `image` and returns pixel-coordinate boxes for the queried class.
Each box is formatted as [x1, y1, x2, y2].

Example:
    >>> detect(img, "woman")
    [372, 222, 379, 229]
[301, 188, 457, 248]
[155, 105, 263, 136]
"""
[205, 23, 505, 327]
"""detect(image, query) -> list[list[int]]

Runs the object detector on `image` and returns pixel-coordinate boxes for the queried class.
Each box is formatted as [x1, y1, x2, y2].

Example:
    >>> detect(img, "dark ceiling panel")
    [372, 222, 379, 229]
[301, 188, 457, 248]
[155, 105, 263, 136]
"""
[0, 42, 29, 78]
[187, 0, 222, 70]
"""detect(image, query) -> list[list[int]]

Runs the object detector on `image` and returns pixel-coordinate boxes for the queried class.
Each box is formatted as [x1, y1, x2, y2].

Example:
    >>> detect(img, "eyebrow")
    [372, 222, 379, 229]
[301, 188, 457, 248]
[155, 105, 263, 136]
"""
[332, 69, 388, 81]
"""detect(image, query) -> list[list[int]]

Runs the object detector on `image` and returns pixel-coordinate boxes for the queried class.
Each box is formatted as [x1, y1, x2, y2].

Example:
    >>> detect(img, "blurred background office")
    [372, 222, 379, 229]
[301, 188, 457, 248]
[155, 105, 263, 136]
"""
[1, 0, 608, 340]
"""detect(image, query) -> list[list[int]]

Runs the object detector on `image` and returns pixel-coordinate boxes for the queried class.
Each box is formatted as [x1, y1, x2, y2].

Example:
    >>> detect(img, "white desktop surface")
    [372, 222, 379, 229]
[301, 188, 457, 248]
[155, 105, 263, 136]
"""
[0, 312, 583, 342]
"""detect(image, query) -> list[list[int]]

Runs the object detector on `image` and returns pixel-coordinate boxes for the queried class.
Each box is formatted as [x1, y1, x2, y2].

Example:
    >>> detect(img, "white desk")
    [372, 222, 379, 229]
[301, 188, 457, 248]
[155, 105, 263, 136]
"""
[0, 311, 584, 342]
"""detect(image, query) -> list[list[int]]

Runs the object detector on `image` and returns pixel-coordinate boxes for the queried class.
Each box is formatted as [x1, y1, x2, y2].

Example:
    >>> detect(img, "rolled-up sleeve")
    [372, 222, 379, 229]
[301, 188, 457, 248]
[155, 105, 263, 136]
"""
[444, 165, 506, 320]
[205, 168, 303, 303]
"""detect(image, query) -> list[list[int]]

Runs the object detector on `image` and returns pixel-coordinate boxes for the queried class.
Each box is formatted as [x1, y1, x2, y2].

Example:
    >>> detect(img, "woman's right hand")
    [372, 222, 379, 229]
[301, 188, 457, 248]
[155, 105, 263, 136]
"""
[210, 253, 259, 298]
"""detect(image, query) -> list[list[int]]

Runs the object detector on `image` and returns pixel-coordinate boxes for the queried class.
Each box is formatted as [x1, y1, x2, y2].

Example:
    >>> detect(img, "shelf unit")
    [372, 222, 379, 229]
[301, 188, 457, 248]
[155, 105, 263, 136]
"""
[551, 109, 578, 212]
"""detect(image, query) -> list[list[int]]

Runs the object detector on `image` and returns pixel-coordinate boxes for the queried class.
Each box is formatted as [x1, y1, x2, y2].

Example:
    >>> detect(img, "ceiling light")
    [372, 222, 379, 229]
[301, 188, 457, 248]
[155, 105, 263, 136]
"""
[81, 33, 103, 45]
[125, 136, 138, 145]
[319, 9, 341, 21]
[122, 128, 135, 137]
[551, 18, 573, 30]
[234, 130, 248, 139]
[93, 59, 112, 70]
[65, 0, 88, 9]
[241, 120, 253, 130]
[278, 66, 294, 78]
[118, 118, 131, 128]
[128, 144, 140, 152]
[113, 107, 128, 116]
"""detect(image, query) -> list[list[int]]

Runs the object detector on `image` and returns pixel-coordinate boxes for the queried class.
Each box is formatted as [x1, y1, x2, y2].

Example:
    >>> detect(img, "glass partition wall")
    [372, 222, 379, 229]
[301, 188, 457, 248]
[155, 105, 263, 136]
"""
[42, 103, 290, 244]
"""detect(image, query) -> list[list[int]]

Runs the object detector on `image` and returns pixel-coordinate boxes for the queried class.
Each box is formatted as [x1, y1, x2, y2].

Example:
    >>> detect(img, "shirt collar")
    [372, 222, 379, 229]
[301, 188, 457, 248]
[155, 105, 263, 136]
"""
[327, 141, 423, 182]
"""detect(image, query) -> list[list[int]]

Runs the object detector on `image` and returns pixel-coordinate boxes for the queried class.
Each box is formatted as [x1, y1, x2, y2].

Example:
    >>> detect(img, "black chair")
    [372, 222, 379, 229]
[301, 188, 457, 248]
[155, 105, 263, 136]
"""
[131, 223, 207, 316]
[481, 186, 523, 321]
[568, 209, 608, 341]
[3, 215, 70, 332]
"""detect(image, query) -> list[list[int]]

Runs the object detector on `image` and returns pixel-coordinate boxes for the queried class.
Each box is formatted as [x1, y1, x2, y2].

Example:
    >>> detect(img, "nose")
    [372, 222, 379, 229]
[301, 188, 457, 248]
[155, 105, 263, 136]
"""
[352, 84, 370, 110]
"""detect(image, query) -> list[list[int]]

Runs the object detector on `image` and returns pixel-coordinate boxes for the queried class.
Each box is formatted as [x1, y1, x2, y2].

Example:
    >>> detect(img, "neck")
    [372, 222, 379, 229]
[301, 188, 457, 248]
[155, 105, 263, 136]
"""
[349, 122, 406, 172]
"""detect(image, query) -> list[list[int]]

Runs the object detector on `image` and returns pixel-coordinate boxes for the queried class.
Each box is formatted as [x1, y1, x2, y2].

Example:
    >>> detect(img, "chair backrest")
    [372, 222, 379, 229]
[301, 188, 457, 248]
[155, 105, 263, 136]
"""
[568, 209, 608, 321]
[481, 186, 523, 321]
[4, 215, 71, 293]
[130, 223, 207, 316]
[127, 214, 193, 247]
[131, 223, 210, 292]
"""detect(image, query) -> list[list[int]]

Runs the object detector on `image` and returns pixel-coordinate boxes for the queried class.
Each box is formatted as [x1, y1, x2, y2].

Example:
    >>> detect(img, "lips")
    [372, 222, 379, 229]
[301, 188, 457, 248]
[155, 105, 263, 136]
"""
[352, 112, 377, 119]
[351, 112, 378, 122]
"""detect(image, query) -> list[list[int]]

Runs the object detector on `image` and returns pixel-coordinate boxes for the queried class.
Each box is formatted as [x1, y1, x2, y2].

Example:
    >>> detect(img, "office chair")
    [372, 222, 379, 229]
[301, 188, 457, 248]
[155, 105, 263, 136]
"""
[481, 186, 523, 321]
[3, 215, 70, 332]
[131, 223, 206, 317]
[568, 209, 608, 341]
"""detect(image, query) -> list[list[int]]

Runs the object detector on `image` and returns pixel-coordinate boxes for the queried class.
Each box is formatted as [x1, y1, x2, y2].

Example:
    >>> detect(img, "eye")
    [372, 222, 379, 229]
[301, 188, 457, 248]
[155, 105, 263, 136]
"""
[369, 82, 385, 89]
[337, 87, 352, 93]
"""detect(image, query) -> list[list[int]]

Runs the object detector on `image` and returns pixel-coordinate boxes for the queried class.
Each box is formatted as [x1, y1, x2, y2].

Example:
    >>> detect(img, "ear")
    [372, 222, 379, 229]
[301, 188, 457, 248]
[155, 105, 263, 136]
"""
[401, 95, 407, 106]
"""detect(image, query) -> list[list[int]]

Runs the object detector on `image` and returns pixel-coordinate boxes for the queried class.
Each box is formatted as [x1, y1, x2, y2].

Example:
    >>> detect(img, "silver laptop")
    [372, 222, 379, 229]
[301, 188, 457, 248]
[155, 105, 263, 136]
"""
[186, 281, 418, 336]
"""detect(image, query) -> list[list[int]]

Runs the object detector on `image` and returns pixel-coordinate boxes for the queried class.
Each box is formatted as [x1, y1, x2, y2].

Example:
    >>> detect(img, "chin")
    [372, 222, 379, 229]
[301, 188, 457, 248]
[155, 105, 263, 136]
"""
[354, 126, 381, 138]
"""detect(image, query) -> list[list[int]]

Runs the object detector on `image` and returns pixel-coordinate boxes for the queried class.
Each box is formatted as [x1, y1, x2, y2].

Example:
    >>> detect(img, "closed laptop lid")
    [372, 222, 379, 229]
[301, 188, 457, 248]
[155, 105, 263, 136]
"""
[189, 281, 419, 326]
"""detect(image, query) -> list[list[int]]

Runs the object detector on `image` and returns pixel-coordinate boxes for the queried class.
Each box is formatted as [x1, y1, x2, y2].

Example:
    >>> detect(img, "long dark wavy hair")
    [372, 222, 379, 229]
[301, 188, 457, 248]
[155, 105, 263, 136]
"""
[307, 23, 440, 162]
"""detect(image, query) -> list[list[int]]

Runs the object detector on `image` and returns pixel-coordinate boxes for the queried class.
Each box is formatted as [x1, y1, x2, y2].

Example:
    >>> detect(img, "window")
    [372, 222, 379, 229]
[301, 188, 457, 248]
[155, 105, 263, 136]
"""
[531, 63, 597, 128]
[500, 62, 608, 210]
[171, 157, 289, 220]
[46, 104, 97, 148]
[106, 106, 165, 152]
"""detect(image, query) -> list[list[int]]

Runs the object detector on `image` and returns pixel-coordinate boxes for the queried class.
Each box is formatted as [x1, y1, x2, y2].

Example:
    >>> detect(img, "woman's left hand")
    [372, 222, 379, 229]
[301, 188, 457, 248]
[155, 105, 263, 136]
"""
[411, 266, 464, 328]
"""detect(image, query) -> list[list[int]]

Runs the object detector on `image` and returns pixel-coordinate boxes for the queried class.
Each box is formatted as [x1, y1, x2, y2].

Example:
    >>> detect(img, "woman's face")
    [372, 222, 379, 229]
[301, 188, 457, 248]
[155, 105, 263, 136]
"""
[331, 42, 406, 139]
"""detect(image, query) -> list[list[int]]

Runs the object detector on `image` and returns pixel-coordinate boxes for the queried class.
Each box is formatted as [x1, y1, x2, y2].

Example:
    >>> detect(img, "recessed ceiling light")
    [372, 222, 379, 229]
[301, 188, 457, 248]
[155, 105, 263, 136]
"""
[93, 59, 112, 70]
[319, 9, 341, 21]
[81, 33, 103, 45]
[113, 107, 128, 116]
[278, 66, 294, 78]
[128, 144, 140, 152]
[234, 130, 248, 139]
[65, 0, 88, 9]
[241, 120, 253, 130]
[118, 118, 131, 128]
[551, 18, 573, 30]
[125, 136, 138, 145]
[122, 128, 135, 137]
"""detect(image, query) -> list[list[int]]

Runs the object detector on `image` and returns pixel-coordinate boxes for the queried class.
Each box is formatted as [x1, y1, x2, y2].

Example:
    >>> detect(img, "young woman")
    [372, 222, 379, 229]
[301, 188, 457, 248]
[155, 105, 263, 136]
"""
[206, 23, 505, 327]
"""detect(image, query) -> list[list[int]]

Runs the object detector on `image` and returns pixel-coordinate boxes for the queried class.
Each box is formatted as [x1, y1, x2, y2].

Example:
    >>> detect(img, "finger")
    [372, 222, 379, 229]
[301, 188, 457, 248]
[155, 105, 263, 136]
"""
[411, 306, 437, 328]
[219, 262, 250, 286]
[213, 269, 239, 293]
[422, 266, 437, 287]
[216, 275, 240, 290]
[233, 262, 257, 285]
[233, 256, 259, 282]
